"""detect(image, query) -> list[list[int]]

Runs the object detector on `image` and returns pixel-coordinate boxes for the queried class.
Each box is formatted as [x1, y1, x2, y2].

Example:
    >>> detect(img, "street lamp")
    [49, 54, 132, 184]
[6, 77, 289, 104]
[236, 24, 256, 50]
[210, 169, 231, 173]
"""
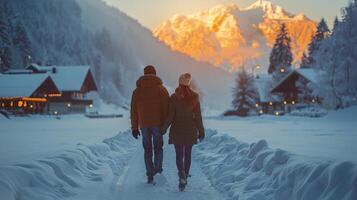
[252, 64, 261, 77]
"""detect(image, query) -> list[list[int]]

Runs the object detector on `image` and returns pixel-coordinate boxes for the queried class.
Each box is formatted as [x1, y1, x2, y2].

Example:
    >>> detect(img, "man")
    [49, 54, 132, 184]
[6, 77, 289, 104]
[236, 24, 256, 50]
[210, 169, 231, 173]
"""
[130, 65, 169, 184]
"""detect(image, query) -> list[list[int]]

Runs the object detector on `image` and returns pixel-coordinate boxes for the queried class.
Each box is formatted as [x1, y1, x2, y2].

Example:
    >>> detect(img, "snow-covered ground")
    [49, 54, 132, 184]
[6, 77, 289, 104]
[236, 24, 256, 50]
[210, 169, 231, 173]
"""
[0, 115, 130, 166]
[205, 107, 357, 162]
[0, 107, 356, 199]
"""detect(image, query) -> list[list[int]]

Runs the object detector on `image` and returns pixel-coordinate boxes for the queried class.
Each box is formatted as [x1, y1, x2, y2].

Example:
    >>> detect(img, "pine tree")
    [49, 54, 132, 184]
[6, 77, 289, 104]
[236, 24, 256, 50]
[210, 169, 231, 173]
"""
[307, 18, 330, 66]
[228, 69, 258, 116]
[0, 4, 12, 72]
[300, 52, 310, 68]
[313, 1, 357, 109]
[268, 23, 293, 79]
[332, 17, 340, 33]
[0, 47, 11, 72]
[14, 22, 31, 66]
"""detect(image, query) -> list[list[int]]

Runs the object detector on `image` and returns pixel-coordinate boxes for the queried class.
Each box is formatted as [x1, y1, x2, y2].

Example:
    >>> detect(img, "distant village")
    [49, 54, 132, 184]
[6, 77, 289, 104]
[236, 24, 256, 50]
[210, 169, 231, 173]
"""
[0, 62, 320, 117]
[0, 64, 97, 115]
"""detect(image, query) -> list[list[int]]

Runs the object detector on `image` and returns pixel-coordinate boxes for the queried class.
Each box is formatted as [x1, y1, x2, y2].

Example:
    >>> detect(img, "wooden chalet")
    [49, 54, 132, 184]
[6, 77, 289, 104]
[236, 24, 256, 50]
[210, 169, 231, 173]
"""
[254, 74, 283, 115]
[0, 74, 60, 114]
[271, 68, 318, 112]
[25, 64, 98, 114]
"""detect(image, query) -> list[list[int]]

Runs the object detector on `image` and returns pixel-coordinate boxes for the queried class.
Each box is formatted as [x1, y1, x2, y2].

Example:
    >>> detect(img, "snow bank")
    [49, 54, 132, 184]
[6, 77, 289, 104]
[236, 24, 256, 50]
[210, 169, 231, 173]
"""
[195, 130, 357, 200]
[290, 106, 328, 118]
[0, 131, 137, 200]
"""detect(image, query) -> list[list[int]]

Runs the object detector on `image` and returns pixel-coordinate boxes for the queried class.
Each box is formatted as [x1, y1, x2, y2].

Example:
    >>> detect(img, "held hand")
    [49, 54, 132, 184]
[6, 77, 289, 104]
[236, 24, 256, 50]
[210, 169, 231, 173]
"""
[132, 129, 140, 139]
[160, 127, 167, 135]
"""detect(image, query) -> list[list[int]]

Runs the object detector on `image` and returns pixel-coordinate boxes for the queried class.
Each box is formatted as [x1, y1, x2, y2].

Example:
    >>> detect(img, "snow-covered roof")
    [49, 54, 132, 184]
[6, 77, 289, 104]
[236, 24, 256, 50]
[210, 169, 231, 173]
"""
[270, 68, 318, 93]
[26, 64, 93, 92]
[254, 74, 279, 102]
[0, 74, 51, 97]
[3, 69, 33, 74]
[297, 68, 317, 83]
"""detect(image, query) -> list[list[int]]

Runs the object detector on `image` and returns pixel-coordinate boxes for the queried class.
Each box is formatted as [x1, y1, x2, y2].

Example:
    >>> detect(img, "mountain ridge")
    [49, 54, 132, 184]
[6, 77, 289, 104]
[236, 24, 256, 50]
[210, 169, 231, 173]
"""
[153, 0, 316, 71]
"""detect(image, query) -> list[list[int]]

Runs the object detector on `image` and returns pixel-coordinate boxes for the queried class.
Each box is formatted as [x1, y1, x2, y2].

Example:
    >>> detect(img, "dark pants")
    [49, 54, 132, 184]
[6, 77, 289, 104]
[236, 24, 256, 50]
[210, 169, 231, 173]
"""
[174, 145, 193, 176]
[141, 126, 163, 177]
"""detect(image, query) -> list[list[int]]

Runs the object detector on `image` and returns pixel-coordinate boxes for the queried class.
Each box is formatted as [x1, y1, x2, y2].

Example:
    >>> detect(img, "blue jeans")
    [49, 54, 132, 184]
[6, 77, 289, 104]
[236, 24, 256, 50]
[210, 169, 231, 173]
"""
[141, 126, 163, 176]
[174, 145, 192, 176]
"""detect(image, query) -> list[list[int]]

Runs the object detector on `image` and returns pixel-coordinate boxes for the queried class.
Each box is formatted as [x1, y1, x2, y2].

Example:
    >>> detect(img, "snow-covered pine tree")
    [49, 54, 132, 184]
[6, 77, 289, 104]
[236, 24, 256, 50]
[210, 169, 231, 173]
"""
[14, 22, 31, 66]
[300, 52, 310, 68]
[307, 18, 330, 66]
[0, 3, 12, 72]
[313, 0, 357, 109]
[332, 17, 340, 33]
[227, 69, 258, 116]
[268, 23, 293, 80]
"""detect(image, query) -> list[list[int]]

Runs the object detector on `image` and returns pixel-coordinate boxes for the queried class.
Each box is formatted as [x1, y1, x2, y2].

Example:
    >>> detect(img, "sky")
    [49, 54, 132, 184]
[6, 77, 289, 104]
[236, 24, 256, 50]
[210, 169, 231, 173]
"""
[104, 0, 347, 29]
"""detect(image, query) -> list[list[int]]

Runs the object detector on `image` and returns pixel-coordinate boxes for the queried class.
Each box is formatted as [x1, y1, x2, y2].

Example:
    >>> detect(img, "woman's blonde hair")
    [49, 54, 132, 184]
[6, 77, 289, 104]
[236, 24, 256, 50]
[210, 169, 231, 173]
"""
[174, 85, 199, 111]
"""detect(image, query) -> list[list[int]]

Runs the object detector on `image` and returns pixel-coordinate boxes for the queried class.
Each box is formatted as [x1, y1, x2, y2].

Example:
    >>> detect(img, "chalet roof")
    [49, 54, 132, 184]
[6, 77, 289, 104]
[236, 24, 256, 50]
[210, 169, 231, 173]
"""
[0, 74, 53, 97]
[26, 64, 96, 92]
[297, 68, 318, 83]
[254, 74, 280, 102]
[270, 68, 317, 93]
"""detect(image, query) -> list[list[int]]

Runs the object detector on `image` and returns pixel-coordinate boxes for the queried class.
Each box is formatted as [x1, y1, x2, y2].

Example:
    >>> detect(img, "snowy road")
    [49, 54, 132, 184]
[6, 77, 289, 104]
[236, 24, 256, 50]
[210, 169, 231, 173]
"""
[115, 138, 224, 200]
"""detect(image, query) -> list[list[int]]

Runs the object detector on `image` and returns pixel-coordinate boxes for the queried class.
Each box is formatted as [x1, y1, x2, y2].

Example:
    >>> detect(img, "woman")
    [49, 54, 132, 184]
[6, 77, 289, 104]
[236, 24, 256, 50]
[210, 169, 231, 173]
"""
[161, 73, 205, 191]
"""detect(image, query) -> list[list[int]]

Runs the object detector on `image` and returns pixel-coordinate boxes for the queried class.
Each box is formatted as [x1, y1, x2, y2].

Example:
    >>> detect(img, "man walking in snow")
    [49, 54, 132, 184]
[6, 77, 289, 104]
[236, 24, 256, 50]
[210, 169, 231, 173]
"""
[130, 65, 169, 184]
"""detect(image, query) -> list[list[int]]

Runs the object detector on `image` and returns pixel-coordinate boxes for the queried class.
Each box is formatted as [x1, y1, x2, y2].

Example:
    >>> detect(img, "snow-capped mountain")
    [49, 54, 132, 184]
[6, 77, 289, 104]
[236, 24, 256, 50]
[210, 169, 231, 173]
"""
[153, 0, 316, 71]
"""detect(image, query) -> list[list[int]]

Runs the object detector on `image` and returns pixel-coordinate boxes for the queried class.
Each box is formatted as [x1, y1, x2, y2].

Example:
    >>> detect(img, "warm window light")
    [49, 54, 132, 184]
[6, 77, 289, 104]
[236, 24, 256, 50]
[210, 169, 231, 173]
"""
[24, 101, 27, 107]
[54, 111, 58, 115]
[48, 93, 62, 97]
[1, 103, 4, 107]
[312, 99, 316, 103]
[292, 101, 296, 105]
[283, 101, 287, 105]
[255, 103, 259, 108]
[89, 104, 93, 108]
[30, 104, 33, 108]
[22, 98, 47, 102]
[10, 101, 13, 107]
[269, 102, 273, 106]
[44, 94, 48, 97]
[280, 68, 285, 73]
[67, 103, 71, 108]
[275, 112, 280, 116]
[18, 101, 23, 107]
[259, 110, 263, 114]
[255, 65, 261, 70]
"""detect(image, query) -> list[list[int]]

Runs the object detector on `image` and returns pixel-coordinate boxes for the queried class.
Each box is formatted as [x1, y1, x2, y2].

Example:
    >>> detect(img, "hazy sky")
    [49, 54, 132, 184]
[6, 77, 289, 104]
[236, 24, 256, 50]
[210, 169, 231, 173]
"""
[105, 0, 348, 29]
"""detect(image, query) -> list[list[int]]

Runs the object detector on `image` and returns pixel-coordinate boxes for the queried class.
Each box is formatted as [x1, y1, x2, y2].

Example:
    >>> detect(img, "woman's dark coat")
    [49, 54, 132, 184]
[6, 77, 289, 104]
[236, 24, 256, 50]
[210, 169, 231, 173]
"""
[161, 94, 205, 145]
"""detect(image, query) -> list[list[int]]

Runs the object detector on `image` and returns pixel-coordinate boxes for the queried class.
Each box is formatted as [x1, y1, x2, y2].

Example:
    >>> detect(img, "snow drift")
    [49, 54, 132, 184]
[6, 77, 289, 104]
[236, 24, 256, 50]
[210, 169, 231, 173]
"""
[195, 130, 357, 200]
[0, 131, 137, 200]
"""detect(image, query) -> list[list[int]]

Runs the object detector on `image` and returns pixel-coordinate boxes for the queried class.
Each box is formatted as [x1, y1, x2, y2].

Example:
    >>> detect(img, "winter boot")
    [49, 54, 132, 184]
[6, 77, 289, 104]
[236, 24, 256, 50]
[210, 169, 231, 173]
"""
[154, 168, 163, 175]
[147, 175, 154, 184]
[178, 171, 187, 191]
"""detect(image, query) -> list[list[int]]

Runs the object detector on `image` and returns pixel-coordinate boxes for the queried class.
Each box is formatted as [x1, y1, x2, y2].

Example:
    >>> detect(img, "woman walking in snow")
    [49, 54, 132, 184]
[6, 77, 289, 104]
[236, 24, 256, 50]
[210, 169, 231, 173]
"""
[161, 73, 205, 191]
